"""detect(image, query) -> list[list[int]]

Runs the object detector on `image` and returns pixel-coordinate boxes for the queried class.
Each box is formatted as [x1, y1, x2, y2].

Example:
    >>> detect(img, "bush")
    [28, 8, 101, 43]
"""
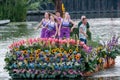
[0, 0, 27, 22]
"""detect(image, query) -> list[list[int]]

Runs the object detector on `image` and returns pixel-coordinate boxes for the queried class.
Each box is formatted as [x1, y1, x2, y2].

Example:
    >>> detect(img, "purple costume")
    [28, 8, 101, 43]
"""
[59, 19, 70, 38]
[56, 17, 62, 38]
[41, 19, 48, 38]
[45, 21, 56, 38]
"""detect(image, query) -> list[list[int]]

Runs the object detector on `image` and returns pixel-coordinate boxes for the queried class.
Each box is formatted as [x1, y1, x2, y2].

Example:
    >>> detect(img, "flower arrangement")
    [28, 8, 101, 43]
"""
[4, 36, 120, 78]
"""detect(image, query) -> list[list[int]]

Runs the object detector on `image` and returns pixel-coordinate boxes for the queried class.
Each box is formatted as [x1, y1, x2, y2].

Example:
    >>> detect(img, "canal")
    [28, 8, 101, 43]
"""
[0, 18, 120, 80]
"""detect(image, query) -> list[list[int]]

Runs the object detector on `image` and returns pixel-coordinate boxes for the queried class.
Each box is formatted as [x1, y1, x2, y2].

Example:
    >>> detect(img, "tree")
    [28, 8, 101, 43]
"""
[53, 0, 63, 16]
[0, 0, 27, 22]
[27, 0, 63, 16]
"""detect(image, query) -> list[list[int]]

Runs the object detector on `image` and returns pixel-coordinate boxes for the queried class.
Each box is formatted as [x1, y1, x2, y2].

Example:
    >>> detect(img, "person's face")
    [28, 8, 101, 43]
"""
[44, 12, 49, 18]
[83, 18, 87, 24]
[56, 12, 60, 17]
[50, 16, 54, 21]
[65, 13, 69, 19]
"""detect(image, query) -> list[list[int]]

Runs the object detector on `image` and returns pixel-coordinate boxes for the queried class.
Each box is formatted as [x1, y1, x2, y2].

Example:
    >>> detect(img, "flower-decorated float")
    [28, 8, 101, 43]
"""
[4, 35, 120, 78]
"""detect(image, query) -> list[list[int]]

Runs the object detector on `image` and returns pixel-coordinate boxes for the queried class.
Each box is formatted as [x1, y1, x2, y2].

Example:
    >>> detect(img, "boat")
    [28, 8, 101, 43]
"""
[0, 20, 10, 26]
[4, 35, 120, 78]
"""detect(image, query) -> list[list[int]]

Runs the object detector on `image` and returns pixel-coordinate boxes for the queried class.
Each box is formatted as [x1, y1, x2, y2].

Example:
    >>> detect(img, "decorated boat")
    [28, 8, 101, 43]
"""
[4, 35, 120, 78]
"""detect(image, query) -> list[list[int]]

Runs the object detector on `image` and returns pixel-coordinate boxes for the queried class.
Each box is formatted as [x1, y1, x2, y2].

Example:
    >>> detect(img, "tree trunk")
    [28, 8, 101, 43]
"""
[54, 0, 63, 16]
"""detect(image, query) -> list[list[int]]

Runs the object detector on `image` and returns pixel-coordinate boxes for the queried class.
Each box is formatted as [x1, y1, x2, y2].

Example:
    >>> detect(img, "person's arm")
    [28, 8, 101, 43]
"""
[70, 19, 76, 32]
[49, 13, 58, 20]
[58, 23, 62, 36]
[34, 19, 43, 30]
[80, 27, 88, 37]
[54, 23, 58, 37]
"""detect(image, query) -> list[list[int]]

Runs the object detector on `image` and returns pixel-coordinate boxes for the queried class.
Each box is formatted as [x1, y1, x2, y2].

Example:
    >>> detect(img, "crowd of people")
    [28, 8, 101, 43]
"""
[34, 12, 91, 44]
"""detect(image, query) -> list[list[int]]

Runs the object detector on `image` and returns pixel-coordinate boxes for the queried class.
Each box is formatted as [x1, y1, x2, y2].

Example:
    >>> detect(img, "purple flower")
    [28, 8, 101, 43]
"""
[18, 56, 24, 61]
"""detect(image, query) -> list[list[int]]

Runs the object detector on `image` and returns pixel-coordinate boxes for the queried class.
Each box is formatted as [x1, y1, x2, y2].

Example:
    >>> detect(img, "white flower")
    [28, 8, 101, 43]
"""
[18, 62, 22, 66]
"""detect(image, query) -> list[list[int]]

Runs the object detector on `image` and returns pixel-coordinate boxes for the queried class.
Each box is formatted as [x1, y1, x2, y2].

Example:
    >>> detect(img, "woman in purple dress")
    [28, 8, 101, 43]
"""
[35, 12, 50, 38]
[45, 15, 58, 38]
[58, 12, 76, 39]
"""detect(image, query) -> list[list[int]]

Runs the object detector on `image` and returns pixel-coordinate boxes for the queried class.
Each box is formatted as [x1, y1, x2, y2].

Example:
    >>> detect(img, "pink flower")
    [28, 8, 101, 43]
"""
[21, 69, 26, 73]
[35, 70, 38, 74]
[63, 71, 67, 75]
[70, 39, 75, 44]
[68, 69, 74, 74]
[28, 38, 33, 44]
[59, 39, 64, 44]
[18, 56, 24, 60]
[41, 38, 47, 41]
[19, 40, 25, 45]
[37, 37, 40, 41]
[79, 41, 84, 46]
[54, 39, 59, 42]
[63, 39, 67, 43]
[8, 45, 13, 49]
[83, 44, 87, 49]
[33, 38, 38, 43]
[85, 46, 90, 51]
[13, 69, 20, 73]
[48, 38, 53, 42]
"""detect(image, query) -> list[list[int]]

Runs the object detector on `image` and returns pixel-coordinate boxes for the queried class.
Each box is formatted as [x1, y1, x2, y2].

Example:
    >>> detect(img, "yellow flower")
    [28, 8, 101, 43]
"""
[35, 54, 39, 58]
[36, 57, 39, 61]
[75, 48, 79, 52]
[57, 53, 63, 57]
[104, 55, 107, 58]
[35, 49, 41, 54]
[68, 56, 72, 61]
[60, 48, 64, 52]
[45, 57, 50, 62]
[56, 48, 60, 51]
[51, 49, 56, 53]
[29, 57, 34, 61]
[75, 54, 81, 60]
[24, 59, 28, 64]
[15, 48, 19, 51]
[64, 51, 67, 54]
[69, 49, 73, 53]
[23, 50, 27, 55]
[30, 54, 34, 57]
[99, 58, 103, 63]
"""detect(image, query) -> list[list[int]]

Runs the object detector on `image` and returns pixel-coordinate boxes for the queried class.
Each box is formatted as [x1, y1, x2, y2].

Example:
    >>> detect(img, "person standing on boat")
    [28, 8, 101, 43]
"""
[34, 12, 50, 38]
[79, 17, 88, 44]
[50, 11, 63, 38]
[45, 15, 58, 38]
[58, 12, 75, 39]
[78, 15, 91, 40]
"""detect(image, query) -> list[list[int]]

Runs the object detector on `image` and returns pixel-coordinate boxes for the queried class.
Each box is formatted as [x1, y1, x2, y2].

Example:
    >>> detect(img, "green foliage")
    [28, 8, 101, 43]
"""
[27, 2, 39, 10]
[87, 40, 100, 48]
[27, 0, 54, 10]
[0, 0, 27, 22]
